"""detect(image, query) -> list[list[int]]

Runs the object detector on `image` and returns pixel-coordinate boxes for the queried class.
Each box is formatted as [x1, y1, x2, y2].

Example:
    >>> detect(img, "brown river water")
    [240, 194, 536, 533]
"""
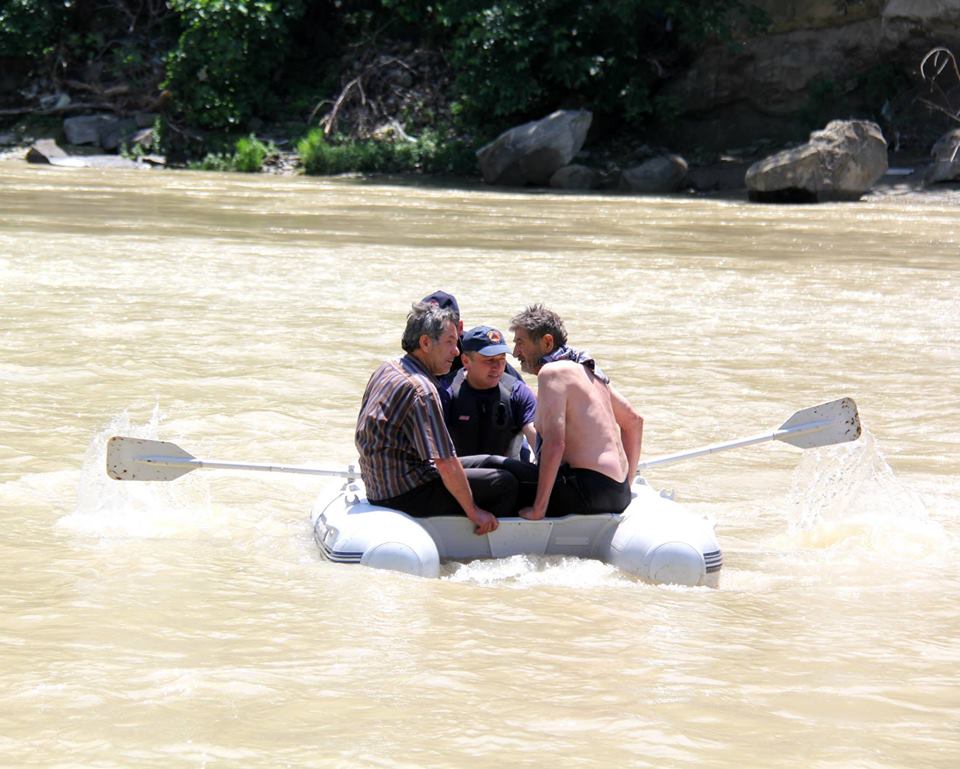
[1, 162, 958, 768]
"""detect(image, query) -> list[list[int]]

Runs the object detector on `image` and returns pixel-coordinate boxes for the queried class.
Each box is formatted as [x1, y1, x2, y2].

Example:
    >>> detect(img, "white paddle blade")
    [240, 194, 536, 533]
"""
[777, 397, 861, 449]
[107, 436, 196, 481]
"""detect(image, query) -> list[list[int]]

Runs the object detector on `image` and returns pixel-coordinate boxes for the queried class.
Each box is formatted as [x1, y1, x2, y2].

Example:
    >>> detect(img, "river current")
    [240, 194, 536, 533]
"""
[1, 162, 958, 768]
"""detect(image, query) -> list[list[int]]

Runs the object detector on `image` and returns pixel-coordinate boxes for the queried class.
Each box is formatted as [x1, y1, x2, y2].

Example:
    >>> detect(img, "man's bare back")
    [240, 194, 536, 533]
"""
[535, 360, 630, 482]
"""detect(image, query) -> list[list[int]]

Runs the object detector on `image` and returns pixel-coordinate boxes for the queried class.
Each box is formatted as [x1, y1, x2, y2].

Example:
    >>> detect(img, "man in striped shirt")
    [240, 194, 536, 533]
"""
[355, 302, 516, 534]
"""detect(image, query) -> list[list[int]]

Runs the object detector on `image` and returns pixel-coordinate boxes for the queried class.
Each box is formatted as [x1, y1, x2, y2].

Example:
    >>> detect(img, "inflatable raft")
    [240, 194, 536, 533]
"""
[311, 478, 722, 587]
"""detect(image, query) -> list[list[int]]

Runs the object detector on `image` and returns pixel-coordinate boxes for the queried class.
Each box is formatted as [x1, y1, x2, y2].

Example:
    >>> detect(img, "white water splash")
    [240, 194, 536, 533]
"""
[60, 406, 223, 538]
[779, 430, 950, 563]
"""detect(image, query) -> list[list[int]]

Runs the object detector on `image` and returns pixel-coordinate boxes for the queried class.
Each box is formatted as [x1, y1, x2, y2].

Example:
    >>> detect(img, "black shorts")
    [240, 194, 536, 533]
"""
[474, 456, 632, 516]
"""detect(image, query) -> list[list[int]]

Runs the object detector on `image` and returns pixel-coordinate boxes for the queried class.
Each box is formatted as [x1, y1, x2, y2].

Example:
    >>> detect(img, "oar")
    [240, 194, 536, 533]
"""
[107, 397, 861, 482]
[636, 397, 861, 470]
[106, 436, 360, 482]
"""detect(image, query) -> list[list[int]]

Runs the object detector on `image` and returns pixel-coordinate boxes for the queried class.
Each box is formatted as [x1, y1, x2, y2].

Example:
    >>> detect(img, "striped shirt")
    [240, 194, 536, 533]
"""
[355, 353, 457, 501]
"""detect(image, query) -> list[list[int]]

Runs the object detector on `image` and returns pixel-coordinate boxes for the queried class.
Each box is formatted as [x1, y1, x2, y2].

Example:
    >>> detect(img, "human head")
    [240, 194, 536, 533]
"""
[401, 301, 461, 375]
[421, 290, 461, 321]
[460, 325, 510, 389]
[509, 304, 568, 375]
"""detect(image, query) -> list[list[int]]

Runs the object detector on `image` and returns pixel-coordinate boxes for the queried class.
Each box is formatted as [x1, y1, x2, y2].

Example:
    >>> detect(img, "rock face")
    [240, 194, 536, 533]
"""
[745, 119, 888, 202]
[664, 1, 960, 151]
[476, 110, 592, 186]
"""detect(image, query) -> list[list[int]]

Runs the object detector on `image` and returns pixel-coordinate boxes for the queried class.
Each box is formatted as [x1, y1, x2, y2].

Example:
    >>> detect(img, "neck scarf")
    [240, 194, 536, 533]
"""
[538, 345, 610, 384]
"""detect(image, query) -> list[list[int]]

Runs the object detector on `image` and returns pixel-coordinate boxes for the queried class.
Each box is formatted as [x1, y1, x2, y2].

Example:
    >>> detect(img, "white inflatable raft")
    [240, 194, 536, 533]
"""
[311, 479, 722, 587]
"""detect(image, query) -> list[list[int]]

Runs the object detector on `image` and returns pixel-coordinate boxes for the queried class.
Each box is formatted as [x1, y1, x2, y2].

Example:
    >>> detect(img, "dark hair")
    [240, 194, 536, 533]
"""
[401, 302, 457, 353]
[509, 303, 567, 347]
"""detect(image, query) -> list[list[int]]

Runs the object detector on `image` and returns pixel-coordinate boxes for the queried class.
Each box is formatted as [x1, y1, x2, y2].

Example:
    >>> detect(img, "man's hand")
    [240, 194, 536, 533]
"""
[468, 506, 499, 534]
[435, 456, 499, 535]
[517, 506, 545, 521]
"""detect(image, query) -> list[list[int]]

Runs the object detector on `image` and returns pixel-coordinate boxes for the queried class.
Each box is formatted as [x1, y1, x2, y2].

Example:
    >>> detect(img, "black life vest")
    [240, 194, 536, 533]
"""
[447, 370, 523, 458]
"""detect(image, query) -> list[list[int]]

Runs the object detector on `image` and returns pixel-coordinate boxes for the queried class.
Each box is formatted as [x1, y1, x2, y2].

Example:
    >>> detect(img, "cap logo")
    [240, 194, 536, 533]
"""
[487, 330, 502, 343]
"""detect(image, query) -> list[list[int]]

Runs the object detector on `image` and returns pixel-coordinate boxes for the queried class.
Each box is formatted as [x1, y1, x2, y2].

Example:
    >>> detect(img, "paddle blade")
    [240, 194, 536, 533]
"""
[777, 397, 861, 449]
[107, 436, 196, 481]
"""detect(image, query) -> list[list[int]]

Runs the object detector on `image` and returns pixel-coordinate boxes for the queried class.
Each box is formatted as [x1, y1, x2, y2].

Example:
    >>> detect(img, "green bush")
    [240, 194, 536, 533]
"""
[297, 128, 477, 176]
[164, 0, 305, 130]
[190, 133, 275, 172]
[233, 134, 273, 172]
[0, 0, 65, 57]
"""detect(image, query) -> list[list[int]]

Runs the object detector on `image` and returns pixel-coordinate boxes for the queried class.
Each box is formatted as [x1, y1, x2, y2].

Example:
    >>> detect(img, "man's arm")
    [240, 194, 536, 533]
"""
[518, 368, 567, 520]
[609, 385, 643, 482]
[513, 379, 539, 463]
[521, 421, 538, 456]
[434, 456, 499, 534]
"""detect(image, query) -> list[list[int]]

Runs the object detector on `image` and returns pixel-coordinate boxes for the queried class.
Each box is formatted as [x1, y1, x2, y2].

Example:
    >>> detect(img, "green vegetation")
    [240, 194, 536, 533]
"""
[297, 129, 476, 176]
[2, 0, 769, 173]
[191, 134, 277, 172]
[436, 0, 766, 125]
[0, 0, 65, 58]
[164, 0, 305, 130]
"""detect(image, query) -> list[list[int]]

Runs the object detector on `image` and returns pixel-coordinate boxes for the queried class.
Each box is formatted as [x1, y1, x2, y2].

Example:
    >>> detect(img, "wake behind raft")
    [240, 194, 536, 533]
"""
[106, 398, 861, 587]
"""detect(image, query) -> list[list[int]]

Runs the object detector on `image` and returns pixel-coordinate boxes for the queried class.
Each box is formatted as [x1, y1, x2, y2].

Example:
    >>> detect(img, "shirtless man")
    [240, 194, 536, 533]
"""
[508, 304, 643, 519]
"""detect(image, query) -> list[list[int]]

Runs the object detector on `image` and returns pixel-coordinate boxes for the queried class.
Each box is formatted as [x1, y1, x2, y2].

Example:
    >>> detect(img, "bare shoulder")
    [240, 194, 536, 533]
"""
[539, 360, 581, 384]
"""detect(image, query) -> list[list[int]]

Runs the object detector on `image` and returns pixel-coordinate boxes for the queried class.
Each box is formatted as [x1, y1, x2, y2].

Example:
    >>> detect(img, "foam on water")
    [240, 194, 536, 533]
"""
[59, 406, 225, 538]
[777, 430, 951, 564]
[442, 553, 641, 589]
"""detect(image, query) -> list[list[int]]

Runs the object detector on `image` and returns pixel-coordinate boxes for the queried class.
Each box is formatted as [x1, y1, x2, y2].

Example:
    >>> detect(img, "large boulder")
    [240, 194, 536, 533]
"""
[745, 120, 888, 202]
[619, 154, 688, 194]
[476, 110, 592, 186]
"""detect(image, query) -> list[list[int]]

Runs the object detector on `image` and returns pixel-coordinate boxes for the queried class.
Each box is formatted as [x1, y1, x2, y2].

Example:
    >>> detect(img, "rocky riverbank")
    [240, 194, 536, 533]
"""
[5, 125, 958, 207]
[5, 0, 960, 203]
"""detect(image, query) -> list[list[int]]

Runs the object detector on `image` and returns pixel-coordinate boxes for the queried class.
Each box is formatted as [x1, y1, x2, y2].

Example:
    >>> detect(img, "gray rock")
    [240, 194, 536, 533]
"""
[476, 110, 592, 186]
[549, 164, 596, 190]
[48, 155, 145, 169]
[619, 154, 689, 194]
[931, 128, 960, 161]
[26, 139, 67, 164]
[63, 114, 117, 145]
[100, 118, 139, 151]
[745, 120, 888, 202]
[924, 128, 960, 184]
